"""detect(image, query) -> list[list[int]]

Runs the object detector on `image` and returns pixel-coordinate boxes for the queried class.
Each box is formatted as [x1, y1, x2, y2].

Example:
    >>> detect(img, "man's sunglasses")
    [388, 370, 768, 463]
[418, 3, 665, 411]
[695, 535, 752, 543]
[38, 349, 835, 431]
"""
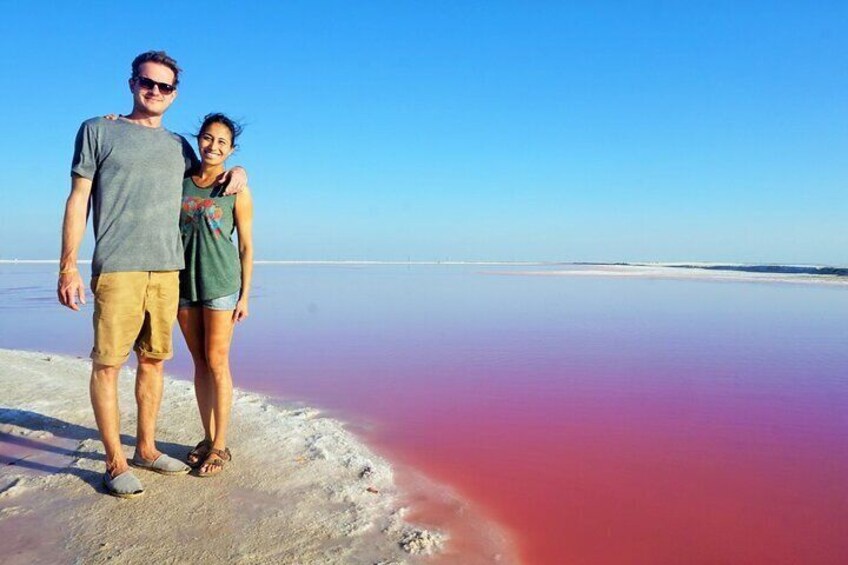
[134, 76, 177, 94]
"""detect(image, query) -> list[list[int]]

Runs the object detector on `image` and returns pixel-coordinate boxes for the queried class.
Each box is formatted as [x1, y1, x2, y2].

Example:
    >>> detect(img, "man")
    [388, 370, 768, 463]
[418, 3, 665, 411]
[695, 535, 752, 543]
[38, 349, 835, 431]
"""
[57, 51, 246, 498]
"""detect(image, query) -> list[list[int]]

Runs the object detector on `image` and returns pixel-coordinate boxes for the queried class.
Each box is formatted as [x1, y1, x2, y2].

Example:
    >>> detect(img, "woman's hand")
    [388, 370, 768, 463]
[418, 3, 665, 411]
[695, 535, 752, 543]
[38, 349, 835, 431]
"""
[233, 297, 249, 323]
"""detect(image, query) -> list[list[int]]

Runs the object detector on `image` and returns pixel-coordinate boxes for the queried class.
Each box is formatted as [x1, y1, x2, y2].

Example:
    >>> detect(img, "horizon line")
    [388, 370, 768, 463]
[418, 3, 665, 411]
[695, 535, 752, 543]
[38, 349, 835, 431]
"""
[1, 259, 843, 268]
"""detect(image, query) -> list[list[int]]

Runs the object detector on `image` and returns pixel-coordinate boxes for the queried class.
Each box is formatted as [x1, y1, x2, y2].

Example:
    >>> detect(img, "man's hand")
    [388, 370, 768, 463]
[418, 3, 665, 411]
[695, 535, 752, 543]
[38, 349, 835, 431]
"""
[59, 175, 93, 311]
[219, 166, 248, 195]
[58, 270, 86, 311]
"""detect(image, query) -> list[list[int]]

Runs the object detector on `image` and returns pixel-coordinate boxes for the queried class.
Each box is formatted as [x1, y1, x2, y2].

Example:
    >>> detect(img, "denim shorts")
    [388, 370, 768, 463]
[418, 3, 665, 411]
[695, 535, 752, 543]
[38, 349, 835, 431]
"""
[178, 291, 239, 311]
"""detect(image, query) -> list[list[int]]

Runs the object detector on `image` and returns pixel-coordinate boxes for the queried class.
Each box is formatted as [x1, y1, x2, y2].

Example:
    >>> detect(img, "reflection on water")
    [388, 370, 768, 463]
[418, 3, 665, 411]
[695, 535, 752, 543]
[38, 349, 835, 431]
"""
[2, 263, 847, 564]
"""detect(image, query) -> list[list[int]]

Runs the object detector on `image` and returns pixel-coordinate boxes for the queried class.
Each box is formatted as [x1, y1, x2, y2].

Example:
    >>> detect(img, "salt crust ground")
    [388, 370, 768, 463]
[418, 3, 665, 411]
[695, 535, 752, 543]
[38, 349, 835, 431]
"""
[0, 349, 445, 564]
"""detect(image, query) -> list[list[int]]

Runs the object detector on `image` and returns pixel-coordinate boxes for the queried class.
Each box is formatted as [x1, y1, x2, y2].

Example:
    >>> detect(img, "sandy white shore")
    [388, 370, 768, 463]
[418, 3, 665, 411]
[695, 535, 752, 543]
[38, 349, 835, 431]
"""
[493, 264, 848, 286]
[0, 349, 446, 564]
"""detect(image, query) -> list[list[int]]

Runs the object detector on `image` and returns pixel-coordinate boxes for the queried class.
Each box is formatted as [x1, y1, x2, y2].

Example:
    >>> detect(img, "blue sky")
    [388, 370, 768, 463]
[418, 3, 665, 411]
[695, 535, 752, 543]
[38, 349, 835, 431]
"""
[2, 1, 845, 263]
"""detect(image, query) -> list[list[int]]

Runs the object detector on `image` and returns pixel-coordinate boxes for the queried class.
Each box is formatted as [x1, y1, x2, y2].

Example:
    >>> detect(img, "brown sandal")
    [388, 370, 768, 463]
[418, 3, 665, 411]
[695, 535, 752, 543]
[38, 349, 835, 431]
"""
[196, 447, 232, 478]
[186, 439, 212, 469]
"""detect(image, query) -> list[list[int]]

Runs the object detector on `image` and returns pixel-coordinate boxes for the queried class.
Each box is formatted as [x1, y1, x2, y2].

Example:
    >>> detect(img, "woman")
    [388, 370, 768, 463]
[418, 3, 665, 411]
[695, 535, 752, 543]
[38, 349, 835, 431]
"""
[179, 113, 254, 477]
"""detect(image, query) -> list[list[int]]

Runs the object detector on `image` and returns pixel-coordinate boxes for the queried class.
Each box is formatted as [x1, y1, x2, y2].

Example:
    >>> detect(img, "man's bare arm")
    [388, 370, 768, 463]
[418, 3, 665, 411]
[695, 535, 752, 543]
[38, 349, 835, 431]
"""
[100, 113, 249, 196]
[57, 175, 92, 311]
[220, 166, 248, 195]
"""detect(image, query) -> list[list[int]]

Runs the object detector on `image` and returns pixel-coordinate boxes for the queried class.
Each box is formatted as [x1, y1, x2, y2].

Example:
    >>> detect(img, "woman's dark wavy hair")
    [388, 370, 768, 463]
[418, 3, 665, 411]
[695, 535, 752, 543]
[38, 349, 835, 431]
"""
[196, 113, 244, 148]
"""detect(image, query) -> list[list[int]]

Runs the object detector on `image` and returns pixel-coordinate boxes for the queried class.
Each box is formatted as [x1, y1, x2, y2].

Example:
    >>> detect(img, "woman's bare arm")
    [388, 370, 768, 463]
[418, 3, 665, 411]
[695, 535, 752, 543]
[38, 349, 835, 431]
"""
[233, 186, 254, 323]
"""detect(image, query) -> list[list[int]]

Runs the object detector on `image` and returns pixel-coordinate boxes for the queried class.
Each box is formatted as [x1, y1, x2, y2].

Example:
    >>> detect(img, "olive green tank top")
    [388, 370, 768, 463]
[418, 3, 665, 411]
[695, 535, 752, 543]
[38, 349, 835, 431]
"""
[179, 177, 241, 301]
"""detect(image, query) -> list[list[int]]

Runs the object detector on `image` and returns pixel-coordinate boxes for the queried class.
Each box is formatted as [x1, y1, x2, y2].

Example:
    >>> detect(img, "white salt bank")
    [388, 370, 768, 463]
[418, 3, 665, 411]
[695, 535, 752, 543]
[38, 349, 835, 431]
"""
[0, 349, 451, 564]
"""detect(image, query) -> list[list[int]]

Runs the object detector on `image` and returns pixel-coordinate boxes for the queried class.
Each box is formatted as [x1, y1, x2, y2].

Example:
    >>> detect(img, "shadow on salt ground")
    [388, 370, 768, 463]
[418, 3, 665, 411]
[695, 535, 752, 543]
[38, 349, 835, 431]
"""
[0, 408, 189, 495]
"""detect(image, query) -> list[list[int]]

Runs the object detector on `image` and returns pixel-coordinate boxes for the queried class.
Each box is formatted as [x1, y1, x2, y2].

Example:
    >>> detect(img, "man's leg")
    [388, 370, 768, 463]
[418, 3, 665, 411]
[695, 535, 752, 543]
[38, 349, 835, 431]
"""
[132, 271, 180, 464]
[134, 354, 165, 461]
[90, 271, 147, 479]
[90, 362, 126, 477]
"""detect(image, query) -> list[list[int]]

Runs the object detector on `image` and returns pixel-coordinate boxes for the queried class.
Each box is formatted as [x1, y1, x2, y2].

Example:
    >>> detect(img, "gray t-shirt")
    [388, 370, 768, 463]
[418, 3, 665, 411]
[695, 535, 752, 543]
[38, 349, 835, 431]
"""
[71, 117, 198, 275]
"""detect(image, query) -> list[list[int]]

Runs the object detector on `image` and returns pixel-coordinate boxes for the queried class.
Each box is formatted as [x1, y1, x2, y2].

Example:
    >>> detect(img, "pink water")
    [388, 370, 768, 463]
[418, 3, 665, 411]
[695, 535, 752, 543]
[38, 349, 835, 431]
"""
[2, 264, 847, 563]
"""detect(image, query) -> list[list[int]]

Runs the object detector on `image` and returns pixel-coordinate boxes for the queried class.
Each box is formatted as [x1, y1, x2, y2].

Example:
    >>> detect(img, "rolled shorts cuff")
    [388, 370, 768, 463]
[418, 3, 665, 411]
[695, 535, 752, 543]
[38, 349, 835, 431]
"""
[134, 347, 173, 361]
[90, 350, 130, 367]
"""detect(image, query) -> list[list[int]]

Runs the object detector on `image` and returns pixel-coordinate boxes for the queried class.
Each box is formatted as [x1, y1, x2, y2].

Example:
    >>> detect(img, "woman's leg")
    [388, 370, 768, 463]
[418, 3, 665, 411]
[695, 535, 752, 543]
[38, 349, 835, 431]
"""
[200, 307, 235, 472]
[177, 307, 213, 442]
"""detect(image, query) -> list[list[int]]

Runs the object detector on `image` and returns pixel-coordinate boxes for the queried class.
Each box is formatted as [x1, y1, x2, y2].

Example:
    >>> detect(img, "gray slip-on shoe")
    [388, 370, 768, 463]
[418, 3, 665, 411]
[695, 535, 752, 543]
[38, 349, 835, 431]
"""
[104, 470, 145, 499]
[129, 453, 191, 476]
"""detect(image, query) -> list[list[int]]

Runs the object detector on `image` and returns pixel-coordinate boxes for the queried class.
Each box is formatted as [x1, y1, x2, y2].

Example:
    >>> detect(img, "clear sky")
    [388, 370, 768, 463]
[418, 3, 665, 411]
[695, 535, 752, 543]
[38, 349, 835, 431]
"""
[2, 1, 845, 264]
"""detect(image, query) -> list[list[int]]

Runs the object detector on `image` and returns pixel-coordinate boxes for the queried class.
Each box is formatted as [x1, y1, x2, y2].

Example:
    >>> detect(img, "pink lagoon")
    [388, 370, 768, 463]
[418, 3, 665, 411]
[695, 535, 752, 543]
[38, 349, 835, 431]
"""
[2, 262, 847, 563]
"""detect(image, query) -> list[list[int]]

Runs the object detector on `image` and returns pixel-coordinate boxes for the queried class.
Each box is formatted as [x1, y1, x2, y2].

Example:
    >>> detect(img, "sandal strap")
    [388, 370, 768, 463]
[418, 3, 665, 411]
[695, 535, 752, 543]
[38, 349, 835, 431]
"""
[207, 447, 232, 462]
[187, 440, 212, 459]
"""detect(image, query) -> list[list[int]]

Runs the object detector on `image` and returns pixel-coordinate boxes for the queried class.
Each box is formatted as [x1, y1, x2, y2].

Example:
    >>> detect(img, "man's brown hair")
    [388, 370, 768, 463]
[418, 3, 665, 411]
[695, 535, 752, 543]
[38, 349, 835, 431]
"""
[131, 51, 181, 86]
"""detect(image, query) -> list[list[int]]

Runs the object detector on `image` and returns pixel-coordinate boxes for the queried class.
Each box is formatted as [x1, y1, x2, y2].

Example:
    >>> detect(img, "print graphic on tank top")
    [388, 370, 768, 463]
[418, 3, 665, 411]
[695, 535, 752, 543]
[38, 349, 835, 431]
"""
[181, 197, 225, 239]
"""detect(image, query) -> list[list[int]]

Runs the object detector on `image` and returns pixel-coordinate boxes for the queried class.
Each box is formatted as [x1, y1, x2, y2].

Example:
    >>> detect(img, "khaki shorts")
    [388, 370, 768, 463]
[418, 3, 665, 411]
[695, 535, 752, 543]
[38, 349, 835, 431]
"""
[90, 271, 180, 366]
